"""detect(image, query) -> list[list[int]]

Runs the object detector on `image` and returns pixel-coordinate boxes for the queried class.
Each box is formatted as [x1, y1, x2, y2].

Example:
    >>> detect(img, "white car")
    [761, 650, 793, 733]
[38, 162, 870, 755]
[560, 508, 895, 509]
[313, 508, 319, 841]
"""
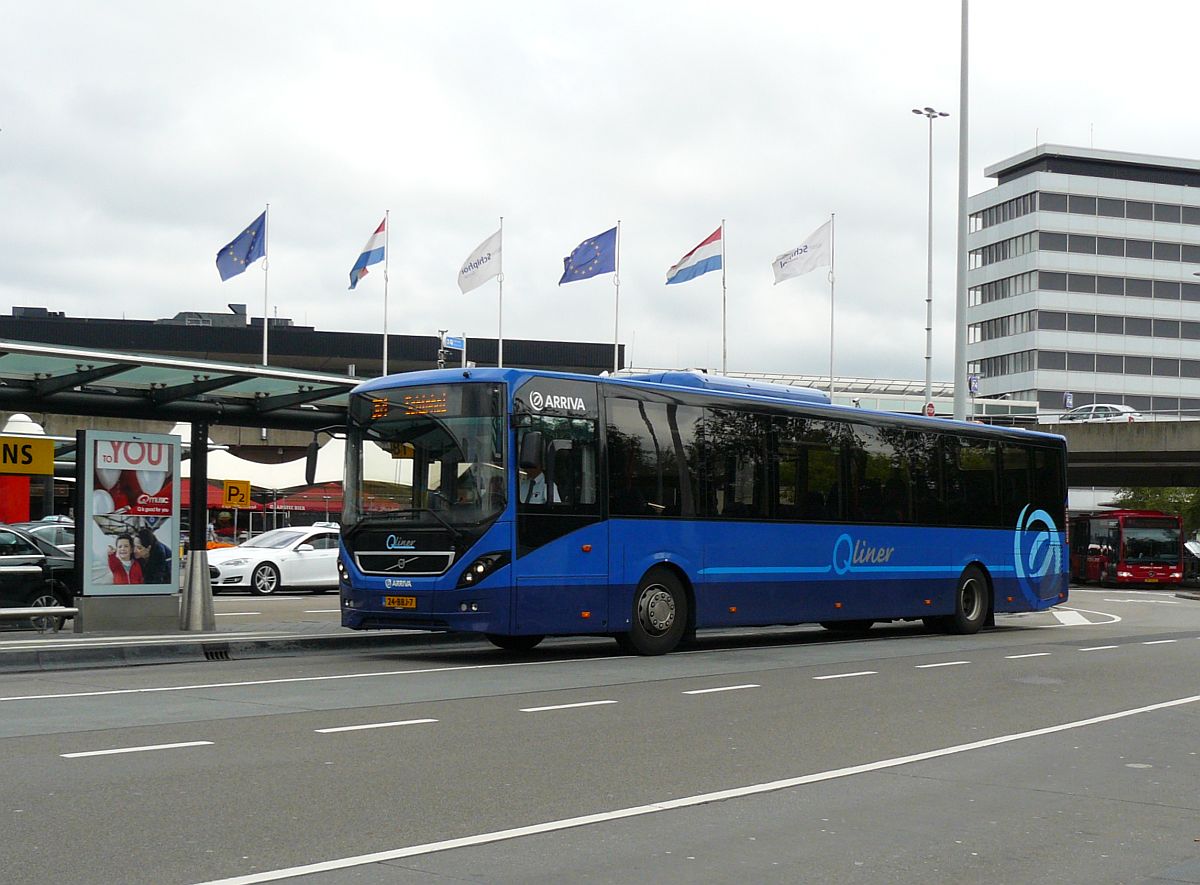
[207, 524, 340, 595]
[1057, 403, 1142, 423]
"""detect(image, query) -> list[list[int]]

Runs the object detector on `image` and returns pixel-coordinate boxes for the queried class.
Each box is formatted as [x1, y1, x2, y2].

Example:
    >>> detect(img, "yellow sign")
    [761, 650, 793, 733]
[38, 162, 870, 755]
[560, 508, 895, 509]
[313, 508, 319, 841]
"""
[222, 479, 252, 508]
[0, 436, 54, 476]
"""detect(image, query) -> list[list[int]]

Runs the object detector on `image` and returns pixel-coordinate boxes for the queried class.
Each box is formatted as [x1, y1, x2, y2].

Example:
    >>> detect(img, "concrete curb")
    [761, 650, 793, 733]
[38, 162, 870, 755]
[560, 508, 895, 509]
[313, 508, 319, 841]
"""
[0, 629, 483, 674]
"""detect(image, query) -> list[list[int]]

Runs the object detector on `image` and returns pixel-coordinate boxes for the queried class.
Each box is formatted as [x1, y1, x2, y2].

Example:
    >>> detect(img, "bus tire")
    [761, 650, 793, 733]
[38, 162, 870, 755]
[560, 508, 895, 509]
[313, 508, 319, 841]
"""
[946, 565, 990, 635]
[617, 568, 688, 656]
[820, 620, 874, 634]
[485, 634, 544, 652]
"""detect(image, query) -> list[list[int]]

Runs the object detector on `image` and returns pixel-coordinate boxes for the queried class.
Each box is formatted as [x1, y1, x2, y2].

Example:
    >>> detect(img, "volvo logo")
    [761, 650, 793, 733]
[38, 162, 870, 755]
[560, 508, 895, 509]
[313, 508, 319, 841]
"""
[1013, 505, 1062, 595]
[385, 535, 417, 550]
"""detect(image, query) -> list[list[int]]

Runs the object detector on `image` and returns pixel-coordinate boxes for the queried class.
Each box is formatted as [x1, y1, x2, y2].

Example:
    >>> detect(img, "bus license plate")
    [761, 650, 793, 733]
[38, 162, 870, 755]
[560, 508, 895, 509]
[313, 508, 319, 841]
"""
[384, 595, 416, 609]
[1145, 578, 1158, 583]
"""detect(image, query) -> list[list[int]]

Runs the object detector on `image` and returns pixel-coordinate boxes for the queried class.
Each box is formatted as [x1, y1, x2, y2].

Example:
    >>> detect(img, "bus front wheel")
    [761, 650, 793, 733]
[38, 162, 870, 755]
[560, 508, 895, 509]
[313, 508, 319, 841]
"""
[485, 634, 544, 652]
[616, 568, 688, 656]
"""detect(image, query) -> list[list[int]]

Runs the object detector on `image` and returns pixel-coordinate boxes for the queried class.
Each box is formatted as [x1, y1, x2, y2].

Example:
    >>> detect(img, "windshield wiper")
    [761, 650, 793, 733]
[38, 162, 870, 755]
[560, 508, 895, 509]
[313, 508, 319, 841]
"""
[359, 507, 462, 538]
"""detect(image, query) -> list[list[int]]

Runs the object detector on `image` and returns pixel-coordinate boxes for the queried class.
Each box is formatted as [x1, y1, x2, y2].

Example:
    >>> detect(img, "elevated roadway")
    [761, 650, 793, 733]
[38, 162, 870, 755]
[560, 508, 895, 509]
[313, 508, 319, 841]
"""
[1055, 421, 1200, 486]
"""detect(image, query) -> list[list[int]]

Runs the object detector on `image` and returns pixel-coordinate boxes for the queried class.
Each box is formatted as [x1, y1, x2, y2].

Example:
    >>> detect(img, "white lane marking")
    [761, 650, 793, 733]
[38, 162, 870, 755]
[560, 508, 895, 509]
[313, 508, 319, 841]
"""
[61, 740, 213, 759]
[520, 700, 616, 713]
[813, 671, 876, 681]
[215, 612, 261, 617]
[194, 693, 1200, 885]
[1103, 598, 1180, 605]
[1052, 610, 1092, 626]
[682, 684, 759, 695]
[1025, 606, 1123, 628]
[1006, 652, 1052, 659]
[316, 719, 437, 734]
[1143, 640, 1178, 645]
[915, 661, 970, 669]
[0, 656, 624, 703]
[1080, 645, 1119, 652]
[303, 609, 340, 614]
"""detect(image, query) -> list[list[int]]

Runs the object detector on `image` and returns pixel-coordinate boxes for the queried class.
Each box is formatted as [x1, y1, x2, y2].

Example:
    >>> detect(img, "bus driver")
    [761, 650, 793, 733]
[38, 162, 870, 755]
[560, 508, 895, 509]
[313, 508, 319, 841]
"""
[519, 464, 561, 505]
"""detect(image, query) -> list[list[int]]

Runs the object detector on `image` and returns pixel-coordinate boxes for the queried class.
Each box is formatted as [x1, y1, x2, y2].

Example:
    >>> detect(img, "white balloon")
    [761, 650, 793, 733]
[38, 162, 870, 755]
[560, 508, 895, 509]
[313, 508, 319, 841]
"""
[92, 488, 114, 515]
[136, 469, 166, 497]
[95, 466, 122, 490]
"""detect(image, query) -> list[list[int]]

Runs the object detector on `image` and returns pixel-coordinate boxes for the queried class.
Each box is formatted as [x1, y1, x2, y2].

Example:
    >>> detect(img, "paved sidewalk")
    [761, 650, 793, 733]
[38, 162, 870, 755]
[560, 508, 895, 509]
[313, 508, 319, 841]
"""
[0, 617, 477, 674]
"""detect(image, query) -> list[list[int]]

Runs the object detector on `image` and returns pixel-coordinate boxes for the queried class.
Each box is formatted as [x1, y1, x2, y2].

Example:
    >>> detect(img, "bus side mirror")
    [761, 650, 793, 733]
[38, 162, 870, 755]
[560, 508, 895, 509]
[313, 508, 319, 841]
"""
[519, 431, 543, 470]
[305, 439, 319, 486]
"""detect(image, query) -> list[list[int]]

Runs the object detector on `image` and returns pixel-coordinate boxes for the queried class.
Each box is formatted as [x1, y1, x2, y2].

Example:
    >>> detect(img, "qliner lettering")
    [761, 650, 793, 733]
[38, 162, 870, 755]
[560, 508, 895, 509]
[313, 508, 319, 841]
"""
[853, 540, 895, 564]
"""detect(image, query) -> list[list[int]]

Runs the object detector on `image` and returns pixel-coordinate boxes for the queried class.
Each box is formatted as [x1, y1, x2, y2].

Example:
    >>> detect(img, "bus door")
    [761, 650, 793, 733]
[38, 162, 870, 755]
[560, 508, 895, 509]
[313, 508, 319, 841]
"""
[511, 380, 606, 635]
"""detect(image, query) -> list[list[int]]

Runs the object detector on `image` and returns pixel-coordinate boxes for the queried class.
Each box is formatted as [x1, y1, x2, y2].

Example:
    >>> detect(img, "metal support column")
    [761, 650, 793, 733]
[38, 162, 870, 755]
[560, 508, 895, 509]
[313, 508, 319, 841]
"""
[180, 421, 215, 631]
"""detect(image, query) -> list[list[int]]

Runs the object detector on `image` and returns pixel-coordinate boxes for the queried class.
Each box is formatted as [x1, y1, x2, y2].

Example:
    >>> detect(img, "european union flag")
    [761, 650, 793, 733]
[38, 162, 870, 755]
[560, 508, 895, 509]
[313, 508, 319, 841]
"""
[215, 211, 267, 281]
[559, 226, 617, 285]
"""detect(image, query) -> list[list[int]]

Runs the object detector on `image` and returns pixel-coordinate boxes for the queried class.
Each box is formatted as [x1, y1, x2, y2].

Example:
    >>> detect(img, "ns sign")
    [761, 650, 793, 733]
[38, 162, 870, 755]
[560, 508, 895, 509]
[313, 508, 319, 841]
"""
[0, 436, 54, 476]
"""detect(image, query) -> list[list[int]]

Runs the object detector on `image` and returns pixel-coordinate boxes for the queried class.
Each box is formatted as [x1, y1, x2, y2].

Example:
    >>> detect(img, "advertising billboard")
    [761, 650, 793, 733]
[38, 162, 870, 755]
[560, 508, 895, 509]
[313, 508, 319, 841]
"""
[79, 431, 181, 596]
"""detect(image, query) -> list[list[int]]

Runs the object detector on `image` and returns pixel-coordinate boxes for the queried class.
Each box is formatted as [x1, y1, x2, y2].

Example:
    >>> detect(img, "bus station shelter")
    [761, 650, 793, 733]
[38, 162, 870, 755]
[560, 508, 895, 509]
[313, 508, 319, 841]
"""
[0, 339, 355, 630]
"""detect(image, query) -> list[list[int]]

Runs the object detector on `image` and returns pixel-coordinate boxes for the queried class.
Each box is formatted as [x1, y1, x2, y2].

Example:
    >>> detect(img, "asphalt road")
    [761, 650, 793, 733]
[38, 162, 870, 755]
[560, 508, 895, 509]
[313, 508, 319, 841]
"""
[209, 591, 344, 628]
[1, 587, 1198, 885]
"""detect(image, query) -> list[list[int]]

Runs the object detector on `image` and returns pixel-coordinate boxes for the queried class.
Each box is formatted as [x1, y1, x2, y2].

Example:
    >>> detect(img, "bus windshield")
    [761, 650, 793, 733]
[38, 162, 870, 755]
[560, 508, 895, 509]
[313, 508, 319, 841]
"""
[1122, 519, 1181, 565]
[345, 382, 506, 526]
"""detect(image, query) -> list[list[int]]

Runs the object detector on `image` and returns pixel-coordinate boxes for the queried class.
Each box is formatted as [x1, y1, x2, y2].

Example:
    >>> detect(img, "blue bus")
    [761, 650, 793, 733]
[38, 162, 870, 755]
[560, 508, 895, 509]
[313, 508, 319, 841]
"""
[336, 367, 1067, 654]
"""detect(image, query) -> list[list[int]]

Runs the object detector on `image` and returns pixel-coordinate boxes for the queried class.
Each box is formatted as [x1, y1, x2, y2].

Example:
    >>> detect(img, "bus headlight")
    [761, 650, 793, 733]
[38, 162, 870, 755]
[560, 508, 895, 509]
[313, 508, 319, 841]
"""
[457, 552, 510, 589]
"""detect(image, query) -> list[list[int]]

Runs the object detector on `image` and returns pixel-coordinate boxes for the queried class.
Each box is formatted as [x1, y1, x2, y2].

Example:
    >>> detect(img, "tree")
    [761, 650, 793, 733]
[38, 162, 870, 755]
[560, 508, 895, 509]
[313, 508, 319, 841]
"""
[1111, 487, 1200, 537]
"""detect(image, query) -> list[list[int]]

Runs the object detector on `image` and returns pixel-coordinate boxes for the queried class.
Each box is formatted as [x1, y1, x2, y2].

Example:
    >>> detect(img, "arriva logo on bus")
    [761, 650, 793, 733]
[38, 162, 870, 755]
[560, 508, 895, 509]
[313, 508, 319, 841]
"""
[528, 390, 586, 413]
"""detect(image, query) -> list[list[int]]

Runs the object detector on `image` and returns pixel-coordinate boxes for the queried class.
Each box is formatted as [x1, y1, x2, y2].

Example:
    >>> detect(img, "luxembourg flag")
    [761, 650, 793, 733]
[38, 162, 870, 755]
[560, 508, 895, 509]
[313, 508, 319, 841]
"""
[666, 225, 723, 285]
[349, 217, 387, 290]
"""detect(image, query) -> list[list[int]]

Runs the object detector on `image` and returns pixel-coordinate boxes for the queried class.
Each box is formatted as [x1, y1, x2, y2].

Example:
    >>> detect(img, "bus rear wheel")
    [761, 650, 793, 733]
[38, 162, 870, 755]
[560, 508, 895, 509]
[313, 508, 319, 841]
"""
[485, 634, 544, 652]
[616, 568, 688, 656]
[945, 565, 990, 634]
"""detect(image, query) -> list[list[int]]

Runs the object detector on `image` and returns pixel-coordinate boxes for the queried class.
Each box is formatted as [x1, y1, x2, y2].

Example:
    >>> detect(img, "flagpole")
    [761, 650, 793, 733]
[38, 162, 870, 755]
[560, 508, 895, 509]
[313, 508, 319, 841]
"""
[828, 212, 836, 403]
[613, 220, 621, 373]
[497, 216, 504, 368]
[261, 203, 270, 366]
[721, 218, 727, 374]
[382, 210, 390, 376]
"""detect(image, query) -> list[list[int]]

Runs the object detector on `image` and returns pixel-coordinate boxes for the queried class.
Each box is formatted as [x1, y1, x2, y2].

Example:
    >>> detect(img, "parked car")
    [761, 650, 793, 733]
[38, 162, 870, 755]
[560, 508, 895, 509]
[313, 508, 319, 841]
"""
[206, 524, 340, 595]
[1058, 403, 1142, 423]
[0, 522, 76, 630]
[11, 520, 75, 555]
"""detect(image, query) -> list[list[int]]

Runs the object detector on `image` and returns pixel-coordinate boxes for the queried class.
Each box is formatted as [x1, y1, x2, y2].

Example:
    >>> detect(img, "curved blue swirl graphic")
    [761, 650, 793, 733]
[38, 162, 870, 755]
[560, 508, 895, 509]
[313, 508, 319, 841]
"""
[1013, 505, 1062, 598]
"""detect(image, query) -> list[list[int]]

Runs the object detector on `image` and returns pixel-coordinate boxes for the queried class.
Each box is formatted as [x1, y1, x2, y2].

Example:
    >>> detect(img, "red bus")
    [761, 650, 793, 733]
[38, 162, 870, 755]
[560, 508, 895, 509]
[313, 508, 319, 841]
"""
[1069, 510, 1184, 586]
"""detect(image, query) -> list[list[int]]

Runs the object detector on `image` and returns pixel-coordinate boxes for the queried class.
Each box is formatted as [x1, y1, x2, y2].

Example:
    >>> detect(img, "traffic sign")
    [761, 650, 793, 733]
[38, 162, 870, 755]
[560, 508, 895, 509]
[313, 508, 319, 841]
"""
[444, 335, 465, 350]
[222, 479, 252, 508]
[924, 402, 936, 417]
[0, 436, 54, 476]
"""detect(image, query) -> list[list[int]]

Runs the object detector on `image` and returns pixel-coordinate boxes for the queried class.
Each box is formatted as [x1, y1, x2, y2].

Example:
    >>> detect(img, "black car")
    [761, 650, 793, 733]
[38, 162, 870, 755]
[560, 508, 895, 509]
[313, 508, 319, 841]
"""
[0, 522, 76, 629]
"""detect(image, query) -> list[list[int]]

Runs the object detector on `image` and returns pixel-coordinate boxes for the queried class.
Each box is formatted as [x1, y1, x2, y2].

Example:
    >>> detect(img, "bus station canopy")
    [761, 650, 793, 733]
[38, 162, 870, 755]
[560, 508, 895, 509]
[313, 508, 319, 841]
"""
[0, 340, 355, 432]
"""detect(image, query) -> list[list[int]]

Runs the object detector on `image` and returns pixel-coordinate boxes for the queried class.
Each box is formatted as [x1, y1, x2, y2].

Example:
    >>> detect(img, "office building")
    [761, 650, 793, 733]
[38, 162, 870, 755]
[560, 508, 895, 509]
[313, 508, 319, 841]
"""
[967, 144, 1200, 416]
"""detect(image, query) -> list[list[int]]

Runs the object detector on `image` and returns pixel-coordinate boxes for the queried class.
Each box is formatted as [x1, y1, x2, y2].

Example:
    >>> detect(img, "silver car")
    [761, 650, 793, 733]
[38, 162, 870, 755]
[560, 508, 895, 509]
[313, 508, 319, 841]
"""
[1058, 403, 1141, 423]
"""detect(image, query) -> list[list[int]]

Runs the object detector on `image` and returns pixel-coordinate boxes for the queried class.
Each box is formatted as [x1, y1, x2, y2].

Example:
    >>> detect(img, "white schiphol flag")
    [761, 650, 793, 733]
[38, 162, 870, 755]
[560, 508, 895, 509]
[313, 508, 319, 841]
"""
[772, 219, 832, 285]
[458, 229, 502, 294]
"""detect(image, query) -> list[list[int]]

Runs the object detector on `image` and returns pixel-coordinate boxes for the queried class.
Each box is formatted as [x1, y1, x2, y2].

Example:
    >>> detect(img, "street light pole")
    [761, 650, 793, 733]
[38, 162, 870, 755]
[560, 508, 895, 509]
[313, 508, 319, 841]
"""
[913, 105, 949, 416]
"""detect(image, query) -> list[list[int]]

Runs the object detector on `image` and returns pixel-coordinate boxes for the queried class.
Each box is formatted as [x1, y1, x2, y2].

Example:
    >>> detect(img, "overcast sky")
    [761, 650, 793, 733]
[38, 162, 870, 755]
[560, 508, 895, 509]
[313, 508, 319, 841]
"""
[4, 2, 1199, 381]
